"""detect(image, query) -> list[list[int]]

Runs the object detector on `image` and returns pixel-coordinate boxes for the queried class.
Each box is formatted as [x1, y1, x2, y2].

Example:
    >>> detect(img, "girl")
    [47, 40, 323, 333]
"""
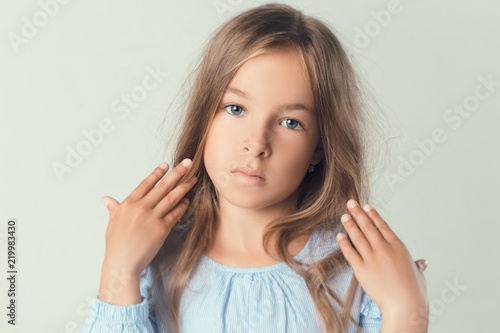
[82, 3, 428, 333]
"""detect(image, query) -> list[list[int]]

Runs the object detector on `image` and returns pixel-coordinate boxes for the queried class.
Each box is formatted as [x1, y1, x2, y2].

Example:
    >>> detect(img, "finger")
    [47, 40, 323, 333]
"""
[362, 204, 399, 242]
[154, 175, 198, 217]
[101, 196, 119, 216]
[144, 158, 194, 205]
[346, 199, 384, 246]
[340, 212, 372, 258]
[128, 162, 170, 201]
[415, 259, 428, 273]
[336, 232, 363, 267]
[162, 197, 191, 229]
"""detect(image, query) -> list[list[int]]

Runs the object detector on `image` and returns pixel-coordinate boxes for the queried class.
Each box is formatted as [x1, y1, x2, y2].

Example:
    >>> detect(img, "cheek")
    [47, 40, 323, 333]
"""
[204, 133, 223, 171]
[275, 138, 311, 162]
[203, 120, 235, 176]
[270, 146, 311, 183]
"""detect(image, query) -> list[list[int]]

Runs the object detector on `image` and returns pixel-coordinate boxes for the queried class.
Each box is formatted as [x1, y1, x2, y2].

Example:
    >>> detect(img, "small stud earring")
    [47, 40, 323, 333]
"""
[308, 164, 315, 173]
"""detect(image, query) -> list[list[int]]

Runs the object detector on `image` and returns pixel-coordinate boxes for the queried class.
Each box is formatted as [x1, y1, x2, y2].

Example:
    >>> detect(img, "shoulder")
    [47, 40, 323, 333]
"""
[304, 223, 345, 264]
[301, 224, 354, 292]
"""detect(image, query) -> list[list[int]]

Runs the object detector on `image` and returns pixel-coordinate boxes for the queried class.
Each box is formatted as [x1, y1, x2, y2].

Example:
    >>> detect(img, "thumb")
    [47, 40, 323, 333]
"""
[415, 259, 428, 273]
[101, 196, 119, 215]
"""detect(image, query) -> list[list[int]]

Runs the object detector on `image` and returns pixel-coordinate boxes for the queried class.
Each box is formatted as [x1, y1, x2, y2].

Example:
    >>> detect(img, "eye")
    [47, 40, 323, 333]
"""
[222, 104, 305, 131]
[280, 119, 304, 131]
[223, 104, 246, 116]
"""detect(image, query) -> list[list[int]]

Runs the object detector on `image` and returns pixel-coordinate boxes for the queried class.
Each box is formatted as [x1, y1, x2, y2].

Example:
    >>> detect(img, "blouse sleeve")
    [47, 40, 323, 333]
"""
[358, 289, 382, 333]
[81, 266, 159, 333]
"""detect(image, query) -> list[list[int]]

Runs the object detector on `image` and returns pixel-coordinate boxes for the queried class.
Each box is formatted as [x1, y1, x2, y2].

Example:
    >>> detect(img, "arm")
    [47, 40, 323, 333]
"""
[81, 265, 158, 333]
[81, 161, 196, 331]
[357, 273, 429, 333]
[98, 260, 142, 305]
[380, 303, 429, 333]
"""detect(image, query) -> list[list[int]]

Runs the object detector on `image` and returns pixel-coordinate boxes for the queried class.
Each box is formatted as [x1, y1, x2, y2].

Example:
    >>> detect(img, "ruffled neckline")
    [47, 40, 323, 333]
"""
[201, 228, 318, 274]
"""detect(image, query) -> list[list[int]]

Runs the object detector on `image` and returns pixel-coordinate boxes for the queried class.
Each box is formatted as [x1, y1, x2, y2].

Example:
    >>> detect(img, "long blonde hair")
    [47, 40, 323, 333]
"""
[151, 3, 388, 332]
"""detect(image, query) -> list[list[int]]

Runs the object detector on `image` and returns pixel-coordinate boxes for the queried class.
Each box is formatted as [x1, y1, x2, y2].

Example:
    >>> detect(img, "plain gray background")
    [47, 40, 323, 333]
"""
[1, 0, 498, 332]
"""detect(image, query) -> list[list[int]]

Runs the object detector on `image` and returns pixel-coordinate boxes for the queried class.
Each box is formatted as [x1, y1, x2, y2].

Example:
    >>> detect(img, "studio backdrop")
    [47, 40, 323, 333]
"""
[1, 1, 498, 332]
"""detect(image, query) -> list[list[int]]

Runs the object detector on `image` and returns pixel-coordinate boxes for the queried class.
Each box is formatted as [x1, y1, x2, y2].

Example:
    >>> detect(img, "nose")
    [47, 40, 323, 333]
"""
[241, 125, 272, 158]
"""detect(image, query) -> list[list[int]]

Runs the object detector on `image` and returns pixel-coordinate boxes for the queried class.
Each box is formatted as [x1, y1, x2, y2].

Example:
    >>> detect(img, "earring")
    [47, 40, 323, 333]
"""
[308, 164, 315, 173]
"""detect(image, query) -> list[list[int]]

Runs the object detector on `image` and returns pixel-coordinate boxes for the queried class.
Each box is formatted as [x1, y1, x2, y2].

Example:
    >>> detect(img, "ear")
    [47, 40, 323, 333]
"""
[310, 144, 324, 165]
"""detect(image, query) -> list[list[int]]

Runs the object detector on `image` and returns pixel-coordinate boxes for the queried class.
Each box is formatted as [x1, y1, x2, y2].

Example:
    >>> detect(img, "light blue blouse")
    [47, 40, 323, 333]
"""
[82, 226, 382, 332]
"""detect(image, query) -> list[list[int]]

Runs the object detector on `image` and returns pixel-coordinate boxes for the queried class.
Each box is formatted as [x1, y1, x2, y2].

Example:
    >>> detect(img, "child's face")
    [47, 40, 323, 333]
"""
[203, 49, 322, 210]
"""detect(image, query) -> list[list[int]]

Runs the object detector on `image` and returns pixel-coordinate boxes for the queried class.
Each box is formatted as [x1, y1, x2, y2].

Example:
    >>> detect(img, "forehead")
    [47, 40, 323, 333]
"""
[223, 50, 315, 113]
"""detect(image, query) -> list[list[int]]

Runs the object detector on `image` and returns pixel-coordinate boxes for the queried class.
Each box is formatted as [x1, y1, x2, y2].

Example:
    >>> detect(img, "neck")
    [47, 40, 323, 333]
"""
[204, 191, 311, 267]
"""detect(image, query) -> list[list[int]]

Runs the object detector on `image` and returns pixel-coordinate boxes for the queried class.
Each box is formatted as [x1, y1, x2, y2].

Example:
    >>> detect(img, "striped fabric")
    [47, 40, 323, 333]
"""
[82, 227, 382, 332]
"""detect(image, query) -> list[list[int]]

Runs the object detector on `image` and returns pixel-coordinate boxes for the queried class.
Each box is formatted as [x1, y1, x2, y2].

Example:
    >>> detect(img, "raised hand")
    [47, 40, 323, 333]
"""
[336, 199, 428, 330]
[100, 159, 197, 281]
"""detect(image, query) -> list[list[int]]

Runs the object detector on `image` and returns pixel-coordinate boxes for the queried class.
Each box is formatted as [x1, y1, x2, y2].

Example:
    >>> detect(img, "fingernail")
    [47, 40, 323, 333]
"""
[341, 214, 351, 223]
[363, 204, 373, 211]
[182, 158, 192, 167]
[159, 162, 168, 170]
[417, 259, 428, 272]
[337, 233, 346, 240]
[347, 199, 357, 209]
[101, 198, 109, 206]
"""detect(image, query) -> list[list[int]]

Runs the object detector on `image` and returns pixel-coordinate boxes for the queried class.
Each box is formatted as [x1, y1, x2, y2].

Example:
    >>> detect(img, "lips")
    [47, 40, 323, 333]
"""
[231, 166, 266, 180]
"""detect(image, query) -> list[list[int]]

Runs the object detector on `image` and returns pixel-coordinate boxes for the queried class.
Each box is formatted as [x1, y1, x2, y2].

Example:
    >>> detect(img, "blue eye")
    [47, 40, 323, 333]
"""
[280, 119, 303, 131]
[222, 104, 304, 131]
[224, 104, 246, 116]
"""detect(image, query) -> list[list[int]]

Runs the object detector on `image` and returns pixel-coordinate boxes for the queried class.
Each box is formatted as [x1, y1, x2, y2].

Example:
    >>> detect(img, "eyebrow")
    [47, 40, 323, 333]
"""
[224, 87, 315, 115]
